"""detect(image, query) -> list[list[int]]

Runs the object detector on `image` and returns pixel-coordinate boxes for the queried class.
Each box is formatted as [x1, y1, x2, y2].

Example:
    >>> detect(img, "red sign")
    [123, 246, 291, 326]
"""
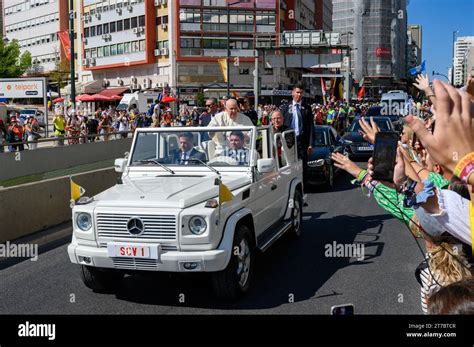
[331, 48, 342, 55]
[58, 31, 71, 61]
[376, 48, 391, 57]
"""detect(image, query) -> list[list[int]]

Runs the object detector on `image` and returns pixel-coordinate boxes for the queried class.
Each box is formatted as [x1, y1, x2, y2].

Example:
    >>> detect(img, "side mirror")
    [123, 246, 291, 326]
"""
[257, 158, 275, 173]
[114, 158, 127, 173]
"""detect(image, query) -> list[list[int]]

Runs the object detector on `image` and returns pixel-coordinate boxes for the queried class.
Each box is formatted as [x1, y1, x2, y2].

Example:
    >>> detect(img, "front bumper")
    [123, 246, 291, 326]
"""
[68, 242, 229, 272]
[306, 166, 328, 185]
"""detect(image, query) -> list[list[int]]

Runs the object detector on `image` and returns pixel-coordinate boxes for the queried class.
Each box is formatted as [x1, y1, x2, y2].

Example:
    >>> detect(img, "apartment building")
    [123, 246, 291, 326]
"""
[79, 0, 174, 93]
[3, 0, 68, 73]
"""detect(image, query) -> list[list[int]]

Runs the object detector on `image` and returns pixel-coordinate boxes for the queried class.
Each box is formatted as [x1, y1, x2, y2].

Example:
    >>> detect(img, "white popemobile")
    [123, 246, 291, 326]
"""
[68, 126, 304, 299]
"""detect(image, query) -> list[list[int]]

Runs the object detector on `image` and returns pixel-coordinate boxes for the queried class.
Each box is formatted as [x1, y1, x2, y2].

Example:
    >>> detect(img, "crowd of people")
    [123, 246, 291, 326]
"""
[331, 75, 474, 315]
[1, 71, 473, 314]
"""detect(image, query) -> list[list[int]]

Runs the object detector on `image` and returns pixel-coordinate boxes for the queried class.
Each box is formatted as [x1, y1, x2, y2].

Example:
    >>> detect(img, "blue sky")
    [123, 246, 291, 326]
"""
[408, 0, 474, 81]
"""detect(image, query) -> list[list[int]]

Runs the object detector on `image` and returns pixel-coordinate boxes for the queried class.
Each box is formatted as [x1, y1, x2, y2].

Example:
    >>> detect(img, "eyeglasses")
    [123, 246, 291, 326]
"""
[205, 104, 213, 107]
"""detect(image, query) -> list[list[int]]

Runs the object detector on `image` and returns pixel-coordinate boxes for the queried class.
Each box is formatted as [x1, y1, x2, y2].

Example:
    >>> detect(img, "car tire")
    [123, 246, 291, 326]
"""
[289, 189, 303, 238]
[325, 165, 334, 190]
[211, 224, 254, 300]
[80, 265, 123, 293]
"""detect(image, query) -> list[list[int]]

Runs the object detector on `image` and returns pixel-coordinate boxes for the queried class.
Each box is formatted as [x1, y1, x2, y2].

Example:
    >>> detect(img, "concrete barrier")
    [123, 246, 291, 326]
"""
[0, 168, 119, 243]
[0, 138, 132, 181]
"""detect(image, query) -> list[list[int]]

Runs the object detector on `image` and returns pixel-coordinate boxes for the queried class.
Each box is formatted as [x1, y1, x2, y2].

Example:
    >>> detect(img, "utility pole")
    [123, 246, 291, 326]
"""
[69, 0, 76, 109]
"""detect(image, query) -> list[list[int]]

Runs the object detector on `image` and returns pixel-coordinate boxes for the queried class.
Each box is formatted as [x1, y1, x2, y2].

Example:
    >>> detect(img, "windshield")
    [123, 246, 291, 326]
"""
[130, 128, 255, 168]
[21, 110, 36, 114]
[350, 119, 391, 132]
[313, 130, 328, 146]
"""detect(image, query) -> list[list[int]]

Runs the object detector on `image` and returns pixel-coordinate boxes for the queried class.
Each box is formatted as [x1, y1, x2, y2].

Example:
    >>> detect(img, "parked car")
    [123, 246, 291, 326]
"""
[68, 125, 304, 299]
[307, 125, 350, 189]
[343, 116, 395, 159]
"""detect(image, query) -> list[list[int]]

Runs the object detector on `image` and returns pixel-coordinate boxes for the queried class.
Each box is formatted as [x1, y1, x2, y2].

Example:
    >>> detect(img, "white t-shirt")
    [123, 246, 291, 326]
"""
[420, 189, 471, 246]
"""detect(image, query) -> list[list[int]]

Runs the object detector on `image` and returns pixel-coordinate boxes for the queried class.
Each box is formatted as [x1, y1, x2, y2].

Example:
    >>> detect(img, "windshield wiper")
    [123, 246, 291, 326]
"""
[186, 159, 220, 175]
[135, 159, 175, 174]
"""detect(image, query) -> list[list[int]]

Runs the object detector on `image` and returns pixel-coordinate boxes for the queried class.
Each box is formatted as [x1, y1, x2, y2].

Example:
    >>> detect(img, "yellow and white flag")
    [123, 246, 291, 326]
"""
[218, 58, 228, 83]
[70, 177, 86, 203]
[219, 182, 233, 205]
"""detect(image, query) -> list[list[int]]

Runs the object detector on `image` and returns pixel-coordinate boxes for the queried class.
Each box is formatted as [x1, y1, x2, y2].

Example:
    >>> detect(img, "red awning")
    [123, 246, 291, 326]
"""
[90, 94, 111, 102]
[99, 87, 130, 98]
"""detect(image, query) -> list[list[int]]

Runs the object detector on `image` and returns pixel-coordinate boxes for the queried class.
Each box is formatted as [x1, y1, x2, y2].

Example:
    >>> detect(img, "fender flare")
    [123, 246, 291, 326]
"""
[217, 208, 254, 268]
[284, 177, 303, 220]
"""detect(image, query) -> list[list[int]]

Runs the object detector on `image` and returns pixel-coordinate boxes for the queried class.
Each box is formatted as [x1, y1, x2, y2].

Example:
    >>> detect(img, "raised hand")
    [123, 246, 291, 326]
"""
[413, 74, 431, 94]
[406, 80, 474, 175]
[358, 117, 380, 144]
[331, 152, 362, 178]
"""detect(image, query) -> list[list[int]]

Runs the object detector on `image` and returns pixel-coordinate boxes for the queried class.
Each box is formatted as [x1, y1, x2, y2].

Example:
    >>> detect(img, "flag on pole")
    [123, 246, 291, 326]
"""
[58, 31, 71, 61]
[219, 182, 233, 205]
[320, 77, 327, 105]
[70, 177, 85, 205]
[409, 60, 426, 76]
[358, 77, 365, 88]
[218, 58, 228, 83]
[357, 85, 366, 100]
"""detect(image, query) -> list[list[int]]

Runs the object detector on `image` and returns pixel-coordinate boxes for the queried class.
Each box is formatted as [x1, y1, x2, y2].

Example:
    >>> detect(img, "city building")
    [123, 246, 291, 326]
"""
[407, 24, 422, 74]
[462, 47, 474, 85]
[315, 0, 332, 31]
[79, 0, 173, 95]
[453, 36, 474, 87]
[175, 0, 281, 101]
[0, 0, 4, 40]
[3, 0, 69, 74]
[332, 0, 408, 96]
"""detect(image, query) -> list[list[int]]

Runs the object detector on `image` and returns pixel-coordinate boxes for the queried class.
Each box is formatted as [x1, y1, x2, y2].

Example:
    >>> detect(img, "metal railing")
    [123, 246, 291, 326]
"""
[1, 130, 135, 152]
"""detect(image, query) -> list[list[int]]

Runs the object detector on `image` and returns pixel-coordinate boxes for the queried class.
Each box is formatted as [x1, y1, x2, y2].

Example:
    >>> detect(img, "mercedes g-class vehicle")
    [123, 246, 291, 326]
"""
[68, 126, 304, 299]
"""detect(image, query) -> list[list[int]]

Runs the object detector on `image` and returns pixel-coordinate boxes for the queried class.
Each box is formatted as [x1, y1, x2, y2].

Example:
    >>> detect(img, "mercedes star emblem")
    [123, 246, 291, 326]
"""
[127, 217, 145, 235]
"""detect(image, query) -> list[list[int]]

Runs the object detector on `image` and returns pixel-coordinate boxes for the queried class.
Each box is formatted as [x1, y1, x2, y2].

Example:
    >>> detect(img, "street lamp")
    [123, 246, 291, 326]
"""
[451, 30, 459, 86]
[432, 70, 450, 82]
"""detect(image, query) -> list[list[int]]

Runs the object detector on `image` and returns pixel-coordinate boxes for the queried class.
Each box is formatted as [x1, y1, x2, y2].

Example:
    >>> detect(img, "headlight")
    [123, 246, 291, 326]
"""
[188, 216, 207, 235]
[76, 213, 92, 231]
[308, 159, 325, 167]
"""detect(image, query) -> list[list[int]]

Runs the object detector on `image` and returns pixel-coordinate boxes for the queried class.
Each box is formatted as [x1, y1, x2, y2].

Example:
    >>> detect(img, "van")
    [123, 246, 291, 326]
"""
[380, 90, 409, 116]
[116, 92, 161, 114]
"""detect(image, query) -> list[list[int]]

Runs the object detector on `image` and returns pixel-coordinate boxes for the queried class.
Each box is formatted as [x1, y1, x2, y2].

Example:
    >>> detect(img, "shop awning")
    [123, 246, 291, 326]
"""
[99, 87, 130, 98]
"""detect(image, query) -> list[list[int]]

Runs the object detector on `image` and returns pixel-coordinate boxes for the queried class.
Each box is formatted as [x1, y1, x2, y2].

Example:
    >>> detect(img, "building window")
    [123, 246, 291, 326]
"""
[131, 17, 138, 28]
[139, 40, 146, 51]
[124, 18, 131, 30]
[139, 15, 145, 27]
[104, 45, 110, 56]
[110, 21, 116, 33]
[97, 24, 103, 36]
[117, 43, 124, 55]
[124, 42, 131, 53]
[110, 44, 117, 55]
[103, 23, 110, 34]
[117, 20, 123, 31]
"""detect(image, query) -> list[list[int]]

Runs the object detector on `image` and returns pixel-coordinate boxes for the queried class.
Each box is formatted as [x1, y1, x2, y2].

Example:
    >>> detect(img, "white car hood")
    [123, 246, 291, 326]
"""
[94, 175, 250, 209]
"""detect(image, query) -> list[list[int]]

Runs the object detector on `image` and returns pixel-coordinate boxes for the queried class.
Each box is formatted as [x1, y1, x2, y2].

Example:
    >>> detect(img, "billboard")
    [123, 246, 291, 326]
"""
[0, 79, 45, 98]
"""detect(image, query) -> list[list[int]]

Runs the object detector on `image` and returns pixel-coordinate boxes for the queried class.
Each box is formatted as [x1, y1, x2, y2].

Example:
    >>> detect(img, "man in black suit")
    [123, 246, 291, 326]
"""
[280, 85, 314, 183]
[280, 85, 314, 157]
[173, 132, 207, 165]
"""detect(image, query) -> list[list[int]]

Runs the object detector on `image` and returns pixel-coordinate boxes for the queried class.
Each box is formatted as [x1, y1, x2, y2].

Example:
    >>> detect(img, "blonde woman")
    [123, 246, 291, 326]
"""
[415, 231, 472, 314]
[400, 125, 422, 165]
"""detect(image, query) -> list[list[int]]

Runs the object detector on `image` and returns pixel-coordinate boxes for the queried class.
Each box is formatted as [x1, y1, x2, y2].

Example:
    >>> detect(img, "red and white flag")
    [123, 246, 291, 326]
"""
[58, 31, 71, 61]
[320, 77, 327, 105]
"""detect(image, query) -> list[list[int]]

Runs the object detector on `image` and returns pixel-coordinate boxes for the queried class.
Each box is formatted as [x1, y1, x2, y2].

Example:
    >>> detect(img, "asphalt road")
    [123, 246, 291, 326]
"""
[0, 167, 424, 315]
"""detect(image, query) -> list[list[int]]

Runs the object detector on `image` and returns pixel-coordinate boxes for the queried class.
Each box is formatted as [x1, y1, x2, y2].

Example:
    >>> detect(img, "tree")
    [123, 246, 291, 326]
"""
[0, 39, 32, 78]
[49, 53, 70, 97]
[195, 91, 205, 107]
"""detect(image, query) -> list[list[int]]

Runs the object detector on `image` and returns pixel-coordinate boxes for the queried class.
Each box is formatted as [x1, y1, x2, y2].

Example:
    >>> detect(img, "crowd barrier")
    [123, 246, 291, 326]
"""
[0, 168, 119, 243]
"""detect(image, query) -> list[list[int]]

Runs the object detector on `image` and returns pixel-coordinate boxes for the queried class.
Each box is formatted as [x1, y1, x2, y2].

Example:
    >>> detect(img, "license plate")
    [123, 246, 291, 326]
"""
[357, 146, 373, 151]
[107, 243, 161, 259]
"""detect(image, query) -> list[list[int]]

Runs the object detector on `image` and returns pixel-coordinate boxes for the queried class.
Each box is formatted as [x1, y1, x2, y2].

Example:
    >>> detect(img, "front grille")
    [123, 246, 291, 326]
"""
[112, 257, 160, 270]
[96, 213, 177, 240]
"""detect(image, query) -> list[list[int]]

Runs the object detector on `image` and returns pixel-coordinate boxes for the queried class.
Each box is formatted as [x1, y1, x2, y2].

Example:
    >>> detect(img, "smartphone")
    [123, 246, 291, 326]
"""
[372, 132, 399, 182]
[331, 304, 354, 315]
